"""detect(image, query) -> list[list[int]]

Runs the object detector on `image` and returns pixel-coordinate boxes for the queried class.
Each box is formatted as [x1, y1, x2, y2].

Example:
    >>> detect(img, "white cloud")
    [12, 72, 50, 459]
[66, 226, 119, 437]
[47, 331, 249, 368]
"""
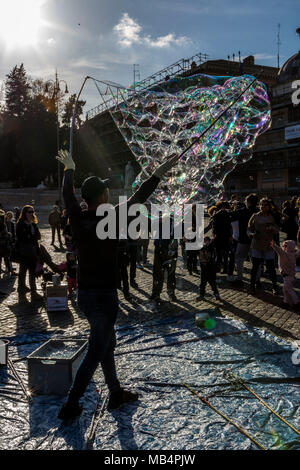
[254, 53, 276, 60]
[113, 13, 190, 48]
[113, 13, 142, 47]
[47, 38, 56, 46]
[144, 33, 190, 48]
[70, 58, 108, 70]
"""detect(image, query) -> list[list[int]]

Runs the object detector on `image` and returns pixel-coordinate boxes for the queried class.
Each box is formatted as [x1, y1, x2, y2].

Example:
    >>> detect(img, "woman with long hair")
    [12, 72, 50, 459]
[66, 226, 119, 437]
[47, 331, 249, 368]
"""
[16, 205, 42, 304]
[248, 198, 279, 295]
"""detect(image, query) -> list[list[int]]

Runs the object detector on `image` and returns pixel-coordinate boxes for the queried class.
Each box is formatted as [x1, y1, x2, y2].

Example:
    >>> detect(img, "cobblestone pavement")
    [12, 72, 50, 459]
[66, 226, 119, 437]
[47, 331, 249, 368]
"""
[0, 228, 300, 342]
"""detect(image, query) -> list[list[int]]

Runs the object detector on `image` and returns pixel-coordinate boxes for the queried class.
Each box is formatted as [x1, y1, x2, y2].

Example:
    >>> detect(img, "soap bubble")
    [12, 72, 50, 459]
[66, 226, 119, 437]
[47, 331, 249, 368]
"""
[100, 73, 270, 206]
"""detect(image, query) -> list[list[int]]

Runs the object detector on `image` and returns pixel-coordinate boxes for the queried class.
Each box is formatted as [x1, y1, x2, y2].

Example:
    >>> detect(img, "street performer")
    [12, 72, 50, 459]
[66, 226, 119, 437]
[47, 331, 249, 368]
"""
[56, 150, 179, 420]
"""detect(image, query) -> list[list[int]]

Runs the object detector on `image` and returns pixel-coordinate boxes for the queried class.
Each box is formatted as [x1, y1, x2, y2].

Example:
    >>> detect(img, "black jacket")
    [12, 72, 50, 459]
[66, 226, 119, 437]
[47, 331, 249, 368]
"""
[5, 221, 16, 243]
[63, 169, 159, 289]
[16, 220, 41, 260]
[212, 210, 232, 243]
[229, 206, 258, 244]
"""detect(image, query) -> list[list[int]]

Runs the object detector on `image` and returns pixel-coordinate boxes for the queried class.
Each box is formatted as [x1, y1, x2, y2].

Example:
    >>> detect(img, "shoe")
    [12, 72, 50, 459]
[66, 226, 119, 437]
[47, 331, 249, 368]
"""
[168, 293, 177, 302]
[18, 294, 29, 304]
[188, 271, 193, 276]
[107, 388, 138, 410]
[58, 401, 83, 421]
[214, 293, 221, 300]
[31, 292, 44, 302]
[232, 279, 244, 288]
[196, 295, 205, 301]
[150, 295, 163, 305]
[130, 280, 139, 289]
[124, 292, 132, 301]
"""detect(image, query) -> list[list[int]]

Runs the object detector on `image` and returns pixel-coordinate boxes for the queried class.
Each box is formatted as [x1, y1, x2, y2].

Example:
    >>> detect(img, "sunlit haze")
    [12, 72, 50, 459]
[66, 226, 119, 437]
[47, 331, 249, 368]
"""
[0, 0, 43, 49]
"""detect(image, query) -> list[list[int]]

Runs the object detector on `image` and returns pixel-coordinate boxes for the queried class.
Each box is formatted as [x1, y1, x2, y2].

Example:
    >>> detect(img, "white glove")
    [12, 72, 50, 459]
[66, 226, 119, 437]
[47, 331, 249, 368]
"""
[153, 154, 180, 179]
[56, 150, 76, 171]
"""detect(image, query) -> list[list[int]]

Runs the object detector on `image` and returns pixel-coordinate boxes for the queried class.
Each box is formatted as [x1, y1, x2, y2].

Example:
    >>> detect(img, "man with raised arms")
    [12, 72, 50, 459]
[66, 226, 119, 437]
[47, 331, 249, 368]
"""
[56, 150, 178, 420]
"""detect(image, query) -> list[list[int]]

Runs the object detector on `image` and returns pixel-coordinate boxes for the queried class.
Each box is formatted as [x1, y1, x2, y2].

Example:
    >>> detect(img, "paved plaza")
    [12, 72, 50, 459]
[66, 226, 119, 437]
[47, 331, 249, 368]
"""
[0, 228, 300, 342]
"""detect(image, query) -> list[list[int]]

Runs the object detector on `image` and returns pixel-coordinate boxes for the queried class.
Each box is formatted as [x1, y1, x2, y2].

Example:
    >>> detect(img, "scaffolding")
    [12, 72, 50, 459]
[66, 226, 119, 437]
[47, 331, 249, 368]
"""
[86, 51, 209, 120]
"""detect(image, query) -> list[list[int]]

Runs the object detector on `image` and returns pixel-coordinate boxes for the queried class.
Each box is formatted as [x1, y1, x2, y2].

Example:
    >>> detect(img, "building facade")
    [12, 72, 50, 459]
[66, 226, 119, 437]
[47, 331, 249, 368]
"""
[219, 53, 300, 202]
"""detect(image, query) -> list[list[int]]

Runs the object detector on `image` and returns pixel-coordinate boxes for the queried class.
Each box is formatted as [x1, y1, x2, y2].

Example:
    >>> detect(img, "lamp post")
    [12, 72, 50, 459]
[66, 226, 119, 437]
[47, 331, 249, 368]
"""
[45, 70, 69, 202]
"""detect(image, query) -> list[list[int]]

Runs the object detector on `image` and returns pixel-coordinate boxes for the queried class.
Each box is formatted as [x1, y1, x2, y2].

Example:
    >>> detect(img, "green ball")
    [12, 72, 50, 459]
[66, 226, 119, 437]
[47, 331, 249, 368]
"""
[204, 318, 216, 330]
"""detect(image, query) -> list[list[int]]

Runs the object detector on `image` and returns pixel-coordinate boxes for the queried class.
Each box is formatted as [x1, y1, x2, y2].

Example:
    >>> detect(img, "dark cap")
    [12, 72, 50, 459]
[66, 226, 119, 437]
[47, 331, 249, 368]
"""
[81, 176, 109, 202]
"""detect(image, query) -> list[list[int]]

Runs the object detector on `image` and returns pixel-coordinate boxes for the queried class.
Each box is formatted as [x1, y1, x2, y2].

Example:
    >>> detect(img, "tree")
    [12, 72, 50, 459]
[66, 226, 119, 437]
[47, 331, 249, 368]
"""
[5, 64, 31, 118]
[61, 94, 86, 128]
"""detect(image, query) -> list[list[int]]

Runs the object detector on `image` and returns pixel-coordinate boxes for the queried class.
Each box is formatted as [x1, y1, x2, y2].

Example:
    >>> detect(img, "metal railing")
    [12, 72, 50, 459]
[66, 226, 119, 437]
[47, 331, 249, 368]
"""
[86, 51, 209, 120]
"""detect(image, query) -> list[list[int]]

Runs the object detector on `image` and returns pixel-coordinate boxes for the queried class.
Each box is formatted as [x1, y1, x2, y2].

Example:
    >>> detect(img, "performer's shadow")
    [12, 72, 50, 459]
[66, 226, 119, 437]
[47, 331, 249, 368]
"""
[27, 396, 86, 449]
[28, 383, 99, 449]
[109, 401, 140, 450]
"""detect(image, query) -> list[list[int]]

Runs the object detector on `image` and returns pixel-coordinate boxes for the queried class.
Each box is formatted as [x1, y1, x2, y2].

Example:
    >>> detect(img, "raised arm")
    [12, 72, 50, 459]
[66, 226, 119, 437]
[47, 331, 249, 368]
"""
[56, 150, 81, 217]
[125, 154, 181, 207]
[271, 240, 284, 256]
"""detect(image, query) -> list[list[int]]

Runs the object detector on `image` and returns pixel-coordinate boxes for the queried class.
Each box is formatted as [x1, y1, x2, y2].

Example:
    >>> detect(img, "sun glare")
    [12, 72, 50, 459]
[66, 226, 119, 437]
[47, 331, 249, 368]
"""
[0, 0, 43, 49]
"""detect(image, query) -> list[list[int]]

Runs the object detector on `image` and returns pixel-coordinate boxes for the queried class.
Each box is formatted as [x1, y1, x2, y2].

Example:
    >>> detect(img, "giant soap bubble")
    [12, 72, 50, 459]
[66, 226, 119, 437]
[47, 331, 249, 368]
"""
[100, 74, 271, 205]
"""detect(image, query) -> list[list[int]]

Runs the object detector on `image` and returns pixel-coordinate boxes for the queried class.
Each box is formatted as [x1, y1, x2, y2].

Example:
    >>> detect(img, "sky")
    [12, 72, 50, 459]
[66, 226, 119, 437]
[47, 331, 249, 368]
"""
[0, 0, 299, 115]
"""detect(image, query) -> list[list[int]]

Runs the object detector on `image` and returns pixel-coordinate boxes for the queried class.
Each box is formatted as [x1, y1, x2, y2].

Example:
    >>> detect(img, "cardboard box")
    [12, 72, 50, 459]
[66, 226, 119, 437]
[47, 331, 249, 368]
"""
[27, 339, 88, 395]
[46, 283, 68, 312]
[46, 284, 68, 297]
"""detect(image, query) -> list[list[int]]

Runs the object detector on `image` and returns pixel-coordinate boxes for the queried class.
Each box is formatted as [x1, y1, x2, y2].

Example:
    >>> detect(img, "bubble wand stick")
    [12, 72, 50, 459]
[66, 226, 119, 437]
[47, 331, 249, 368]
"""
[225, 370, 300, 436]
[7, 357, 32, 402]
[183, 383, 266, 450]
[69, 76, 127, 158]
[69, 76, 91, 158]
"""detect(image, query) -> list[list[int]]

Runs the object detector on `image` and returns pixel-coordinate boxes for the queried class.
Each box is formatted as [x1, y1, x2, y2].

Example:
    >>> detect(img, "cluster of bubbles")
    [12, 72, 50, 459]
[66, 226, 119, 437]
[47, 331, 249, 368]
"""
[108, 73, 271, 206]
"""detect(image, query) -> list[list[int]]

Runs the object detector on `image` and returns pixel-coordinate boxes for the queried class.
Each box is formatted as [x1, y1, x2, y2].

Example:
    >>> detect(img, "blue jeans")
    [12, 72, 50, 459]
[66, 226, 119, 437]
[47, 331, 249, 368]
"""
[68, 288, 121, 403]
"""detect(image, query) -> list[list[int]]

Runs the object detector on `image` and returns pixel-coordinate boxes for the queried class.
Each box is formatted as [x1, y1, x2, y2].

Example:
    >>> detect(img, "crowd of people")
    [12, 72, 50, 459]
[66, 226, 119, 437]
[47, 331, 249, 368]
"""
[1, 148, 300, 420]
[1, 194, 300, 311]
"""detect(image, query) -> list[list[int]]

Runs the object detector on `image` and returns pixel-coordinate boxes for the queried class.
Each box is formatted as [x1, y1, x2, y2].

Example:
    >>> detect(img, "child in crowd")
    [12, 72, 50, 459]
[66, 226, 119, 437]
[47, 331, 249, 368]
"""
[58, 252, 78, 296]
[63, 219, 75, 252]
[271, 240, 300, 310]
[197, 236, 220, 301]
